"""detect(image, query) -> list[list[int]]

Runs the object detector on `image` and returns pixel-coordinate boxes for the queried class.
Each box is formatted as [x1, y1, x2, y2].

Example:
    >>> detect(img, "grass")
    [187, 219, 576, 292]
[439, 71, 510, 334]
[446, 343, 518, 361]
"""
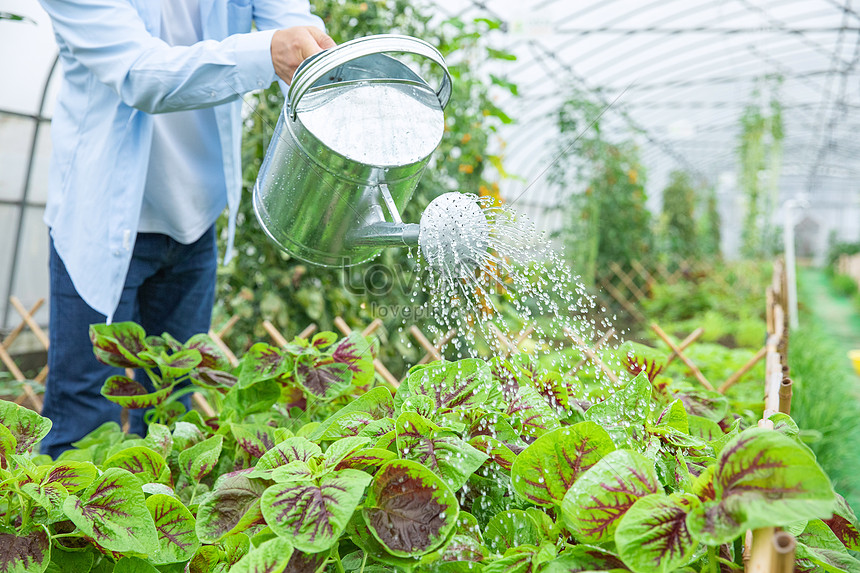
[788, 269, 860, 510]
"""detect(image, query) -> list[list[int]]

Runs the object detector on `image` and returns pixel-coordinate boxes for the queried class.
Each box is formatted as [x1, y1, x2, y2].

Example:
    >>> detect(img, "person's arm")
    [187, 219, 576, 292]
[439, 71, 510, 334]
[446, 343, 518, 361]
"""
[39, 0, 331, 114]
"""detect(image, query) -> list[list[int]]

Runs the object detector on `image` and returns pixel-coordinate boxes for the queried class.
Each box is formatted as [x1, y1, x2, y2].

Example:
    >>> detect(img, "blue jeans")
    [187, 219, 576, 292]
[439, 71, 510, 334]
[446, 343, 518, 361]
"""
[40, 227, 217, 458]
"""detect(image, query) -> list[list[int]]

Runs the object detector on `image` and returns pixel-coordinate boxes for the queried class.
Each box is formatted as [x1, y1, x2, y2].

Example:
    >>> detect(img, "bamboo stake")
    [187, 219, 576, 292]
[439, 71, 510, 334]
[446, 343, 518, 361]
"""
[333, 317, 399, 388]
[0, 343, 25, 381]
[650, 323, 715, 392]
[568, 328, 616, 374]
[416, 328, 457, 366]
[215, 314, 240, 339]
[764, 335, 781, 418]
[748, 527, 776, 573]
[564, 327, 619, 384]
[9, 297, 49, 350]
[665, 327, 704, 366]
[207, 329, 239, 368]
[778, 378, 793, 415]
[262, 320, 289, 347]
[2, 299, 44, 350]
[718, 346, 768, 394]
[297, 323, 318, 340]
[0, 343, 42, 411]
[410, 325, 442, 362]
[773, 531, 797, 573]
[192, 393, 216, 418]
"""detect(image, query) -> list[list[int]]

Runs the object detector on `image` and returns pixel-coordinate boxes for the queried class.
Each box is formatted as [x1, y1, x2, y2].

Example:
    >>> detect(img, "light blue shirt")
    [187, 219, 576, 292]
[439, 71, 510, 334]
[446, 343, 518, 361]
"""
[39, 0, 324, 321]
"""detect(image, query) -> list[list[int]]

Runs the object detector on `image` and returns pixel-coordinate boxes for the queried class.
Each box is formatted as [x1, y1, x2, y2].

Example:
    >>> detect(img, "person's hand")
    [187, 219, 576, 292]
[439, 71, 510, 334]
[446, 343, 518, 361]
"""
[271, 26, 336, 83]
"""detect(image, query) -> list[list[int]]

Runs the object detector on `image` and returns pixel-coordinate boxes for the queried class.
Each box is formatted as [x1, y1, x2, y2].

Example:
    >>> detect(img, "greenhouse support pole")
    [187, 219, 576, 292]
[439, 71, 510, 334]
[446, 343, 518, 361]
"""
[783, 199, 802, 331]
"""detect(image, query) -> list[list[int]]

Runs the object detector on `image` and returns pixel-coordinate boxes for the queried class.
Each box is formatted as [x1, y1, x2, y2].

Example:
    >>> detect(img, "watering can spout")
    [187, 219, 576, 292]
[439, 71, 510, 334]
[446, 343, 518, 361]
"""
[346, 222, 420, 247]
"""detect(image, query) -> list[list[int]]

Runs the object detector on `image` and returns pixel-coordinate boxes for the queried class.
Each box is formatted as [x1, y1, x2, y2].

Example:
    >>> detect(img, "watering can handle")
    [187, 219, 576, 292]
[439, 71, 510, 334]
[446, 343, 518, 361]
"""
[287, 34, 452, 121]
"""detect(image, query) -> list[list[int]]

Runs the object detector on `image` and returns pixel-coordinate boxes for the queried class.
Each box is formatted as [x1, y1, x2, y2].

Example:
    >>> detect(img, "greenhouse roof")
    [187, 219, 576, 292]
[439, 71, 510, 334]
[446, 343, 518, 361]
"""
[430, 0, 860, 223]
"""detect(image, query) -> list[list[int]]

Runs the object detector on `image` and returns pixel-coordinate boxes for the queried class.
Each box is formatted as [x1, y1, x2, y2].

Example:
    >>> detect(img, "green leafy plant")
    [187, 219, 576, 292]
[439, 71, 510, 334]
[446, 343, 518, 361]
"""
[549, 89, 653, 287]
[1, 321, 856, 572]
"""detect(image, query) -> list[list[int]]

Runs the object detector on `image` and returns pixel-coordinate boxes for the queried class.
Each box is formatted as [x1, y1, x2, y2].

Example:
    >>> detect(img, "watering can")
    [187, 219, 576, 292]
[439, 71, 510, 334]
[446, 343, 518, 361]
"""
[253, 34, 455, 267]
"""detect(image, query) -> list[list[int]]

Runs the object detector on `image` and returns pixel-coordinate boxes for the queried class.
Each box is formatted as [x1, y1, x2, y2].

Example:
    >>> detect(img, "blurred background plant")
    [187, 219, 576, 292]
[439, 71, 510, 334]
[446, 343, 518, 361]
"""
[214, 0, 517, 377]
[549, 90, 653, 288]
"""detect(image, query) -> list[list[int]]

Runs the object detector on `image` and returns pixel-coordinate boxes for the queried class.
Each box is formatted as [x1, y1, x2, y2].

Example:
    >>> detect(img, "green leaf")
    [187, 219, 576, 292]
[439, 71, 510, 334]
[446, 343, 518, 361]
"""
[329, 332, 375, 388]
[363, 459, 459, 557]
[196, 469, 267, 544]
[687, 415, 724, 442]
[147, 493, 200, 564]
[333, 447, 396, 473]
[468, 435, 516, 471]
[585, 373, 652, 446]
[0, 401, 52, 454]
[511, 421, 615, 506]
[561, 448, 661, 543]
[796, 519, 860, 573]
[486, 47, 516, 61]
[282, 548, 327, 573]
[104, 446, 167, 485]
[45, 544, 94, 573]
[143, 349, 202, 380]
[398, 359, 492, 413]
[542, 544, 627, 572]
[179, 435, 223, 483]
[101, 376, 173, 409]
[236, 343, 291, 388]
[395, 412, 488, 492]
[321, 436, 370, 469]
[295, 359, 352, 401]
[63, 467, 159, 554]
[0, 423, 16, 469]
[221, 379, 281, 420]
[89, 322, 153, 368]
[824, 492, 860, 550]
[112, 557, 158, 573]
[0, 530, 50, 573]
[310, 387, 395, 440]
[230, 424, 275, 462]
[261, 469, 372, 552]
[185, 333, 233, 371]
[255, 437, 322, 472]
[41, 460, 97, 493]
[504, 385, 561, 439]
[483, 509, 540, 555]
[615, 493, 699, 573]
[686, 427, 837, 545]
[229, 537, 293, 573]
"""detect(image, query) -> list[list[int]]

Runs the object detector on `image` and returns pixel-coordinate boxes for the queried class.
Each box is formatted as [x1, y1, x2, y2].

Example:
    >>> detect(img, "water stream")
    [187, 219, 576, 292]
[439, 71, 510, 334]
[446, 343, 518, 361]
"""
[411, 192, 626, 398]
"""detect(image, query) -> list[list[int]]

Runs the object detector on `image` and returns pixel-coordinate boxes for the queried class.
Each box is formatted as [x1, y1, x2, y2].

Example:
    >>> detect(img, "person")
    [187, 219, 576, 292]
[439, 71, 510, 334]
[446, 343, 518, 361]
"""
[36, 0, 335, 458]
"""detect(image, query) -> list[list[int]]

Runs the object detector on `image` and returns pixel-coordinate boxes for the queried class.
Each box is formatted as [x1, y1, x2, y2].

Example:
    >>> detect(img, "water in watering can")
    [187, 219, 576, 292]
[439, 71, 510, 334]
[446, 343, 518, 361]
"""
[409, 192, 626, 406]
[298, 82, 444, 166]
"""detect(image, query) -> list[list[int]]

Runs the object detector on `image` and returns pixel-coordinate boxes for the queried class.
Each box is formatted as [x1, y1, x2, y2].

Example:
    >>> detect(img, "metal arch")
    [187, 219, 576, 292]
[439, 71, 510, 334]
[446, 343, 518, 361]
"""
[805, 2, 860, 191]
[4, 52, 59, 328]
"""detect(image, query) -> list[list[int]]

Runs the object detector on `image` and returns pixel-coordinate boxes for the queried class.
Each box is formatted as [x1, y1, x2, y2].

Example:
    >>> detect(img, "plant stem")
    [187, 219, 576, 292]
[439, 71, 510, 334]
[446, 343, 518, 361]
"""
[358, 552, 368, 573]
[708, 544, 718, 573]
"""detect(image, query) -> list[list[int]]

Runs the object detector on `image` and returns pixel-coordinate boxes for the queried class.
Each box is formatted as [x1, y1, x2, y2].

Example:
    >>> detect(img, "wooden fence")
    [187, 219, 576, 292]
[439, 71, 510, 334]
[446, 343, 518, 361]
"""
[594, 258, 738, 324]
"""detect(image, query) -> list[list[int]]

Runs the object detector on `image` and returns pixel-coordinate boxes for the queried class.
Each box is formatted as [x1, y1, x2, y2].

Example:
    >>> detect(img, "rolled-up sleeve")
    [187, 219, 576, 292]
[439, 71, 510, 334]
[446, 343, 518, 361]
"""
[38, 0, 311, 113]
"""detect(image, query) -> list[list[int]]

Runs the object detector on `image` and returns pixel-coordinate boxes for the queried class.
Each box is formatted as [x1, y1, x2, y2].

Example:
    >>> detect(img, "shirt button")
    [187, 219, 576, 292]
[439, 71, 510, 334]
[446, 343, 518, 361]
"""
[210, 91, 216, 98]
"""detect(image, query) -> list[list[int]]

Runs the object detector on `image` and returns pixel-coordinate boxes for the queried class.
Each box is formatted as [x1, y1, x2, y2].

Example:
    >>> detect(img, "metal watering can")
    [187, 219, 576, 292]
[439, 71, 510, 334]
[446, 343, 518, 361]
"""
[253, 34, 455, 267]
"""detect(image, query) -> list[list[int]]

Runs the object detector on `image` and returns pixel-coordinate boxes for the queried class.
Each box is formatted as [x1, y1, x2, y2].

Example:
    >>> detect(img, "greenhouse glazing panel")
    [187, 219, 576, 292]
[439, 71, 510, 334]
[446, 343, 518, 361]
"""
[0, 114, 34, 202]
[8, 205, 49, 329]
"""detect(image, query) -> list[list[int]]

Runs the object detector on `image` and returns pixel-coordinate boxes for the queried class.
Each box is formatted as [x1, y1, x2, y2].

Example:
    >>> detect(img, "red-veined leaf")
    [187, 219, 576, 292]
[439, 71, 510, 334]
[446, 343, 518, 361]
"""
[561, 449, 661, 543]
[511, 421, 615, 507]
[362, 459, 459, 557]
[146, 493, 200, 564]
[615, 493, 699, 573]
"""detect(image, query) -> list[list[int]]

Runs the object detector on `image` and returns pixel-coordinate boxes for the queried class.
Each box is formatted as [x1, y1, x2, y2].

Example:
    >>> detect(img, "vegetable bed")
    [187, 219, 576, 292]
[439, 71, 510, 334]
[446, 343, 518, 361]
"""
[1, 322, 857, 573]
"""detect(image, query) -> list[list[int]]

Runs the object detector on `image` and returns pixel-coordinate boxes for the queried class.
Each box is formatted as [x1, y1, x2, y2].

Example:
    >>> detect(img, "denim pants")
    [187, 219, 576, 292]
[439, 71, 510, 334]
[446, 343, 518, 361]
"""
[40, 226, 217, 458]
